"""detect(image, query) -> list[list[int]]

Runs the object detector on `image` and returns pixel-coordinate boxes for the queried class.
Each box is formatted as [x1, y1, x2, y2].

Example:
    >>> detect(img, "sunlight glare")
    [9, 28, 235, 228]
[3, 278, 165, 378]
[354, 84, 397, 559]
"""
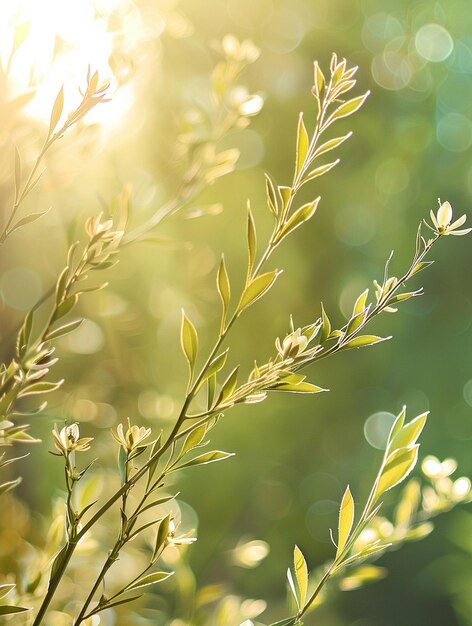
[0, 0, 142, 127]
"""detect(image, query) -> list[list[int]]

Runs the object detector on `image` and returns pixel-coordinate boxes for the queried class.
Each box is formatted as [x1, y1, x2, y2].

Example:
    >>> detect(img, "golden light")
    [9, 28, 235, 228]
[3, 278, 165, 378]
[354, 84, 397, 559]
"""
[0, 0, 155, 128]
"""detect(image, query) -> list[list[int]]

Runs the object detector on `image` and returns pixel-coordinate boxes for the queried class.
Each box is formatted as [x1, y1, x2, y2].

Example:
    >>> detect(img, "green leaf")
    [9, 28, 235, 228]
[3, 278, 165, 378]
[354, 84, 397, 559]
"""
[18, 380, 64, 397]
[48, 85, 64, 136]
[207, 372, 217, 410]
[217, 256, 231, 323]
[197, 350, 229, 391]
[275, 198, 320, 243]
[294, 545, 308, 608]
[238, 270, 281, 314]
[52, 294, 79, 321]
[374, 446, 419, 501]
[247, 204, 257, 280]
[345, 309, 368, 337]
[341, 335, 391, 350]
[286, 567, 300, 611]
[313, 61, 325, 99]
[303, 160, 339, 183]
[9, 209, 51, 234]
[272, 381, 327, 394]
[94, 594, 143, 614]
[387, 406, 406, 444]
[269, 619, 298, 626]
[152, 514, 171, 562]
[388, 412, 428, 453]
[320, 303, 331, 342]
[265, 173, 279, 216]
[45, 318, 82, 340]
[336, 486, 354, 559]
[125, 571, 173, 592]
[295, 113, 309, 177]
[0, 606, 31, 615]
[278, 186, 292, 211]
[0, 584, 15, 600]
[55, 266, 69, 304]
[313, 132, 352, 159]
[353, 288, 369, 316]
[180, 423, 207, 458]
[174, 450, 234, 471]
[180, 310, 198, 377]
[118, 445, 127, 485]
[216, 365, 239, 405]
[410, 260, 433, 276]
[326, 91, 370, 125]
[17, 309, 33, 357]
[341, 543, 391, 569]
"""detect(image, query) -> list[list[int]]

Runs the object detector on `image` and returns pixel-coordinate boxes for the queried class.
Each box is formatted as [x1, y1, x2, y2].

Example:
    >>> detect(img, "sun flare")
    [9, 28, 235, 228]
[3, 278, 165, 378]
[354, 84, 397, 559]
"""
[0, 0, 145, 127]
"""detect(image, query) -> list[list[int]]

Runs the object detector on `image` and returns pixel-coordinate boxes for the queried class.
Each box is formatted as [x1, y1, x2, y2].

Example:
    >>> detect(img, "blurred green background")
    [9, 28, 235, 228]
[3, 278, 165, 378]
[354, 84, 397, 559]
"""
[1, 0, 471, 625]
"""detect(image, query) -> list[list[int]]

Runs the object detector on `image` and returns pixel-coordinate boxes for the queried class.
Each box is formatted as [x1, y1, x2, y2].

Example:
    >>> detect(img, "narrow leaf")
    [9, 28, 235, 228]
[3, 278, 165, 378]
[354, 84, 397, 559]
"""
[238, 270, 280, 314]
[387, 406, 406, 444]
[320, 303, 331, 342]
[48, 85, 64, 136]
[217, 256, 231, 322]
[295, 112, 309, 177]
[313, 132, 352, 159]
[374, 446, 419, 500]
[216, 365, 239, 405]
[125, 571, 173, 592]
[180, 310, 198, 377]
[389, 412, 428, 453]
[286, 568, 300, 611]
[336, 486, 354, 559]
[265, 173, 278, 216]
[303, 160, 339, 183]
[180, 423, 207, 458]
[353, 288, 369, 316]
[247, 204, 257, 280]
[9, 209, 50, 234]
[0, 584, 15, 600]
[45, 319, 82, 341]
[173, 450, 234, 471]
[94, 594, 143, 614]
[0, 606, 30, 615]
[341, 335, 391, 350]
[326, 91, 370, 125]
[275, 198, 320, 243]
[294, 545, 308, 608]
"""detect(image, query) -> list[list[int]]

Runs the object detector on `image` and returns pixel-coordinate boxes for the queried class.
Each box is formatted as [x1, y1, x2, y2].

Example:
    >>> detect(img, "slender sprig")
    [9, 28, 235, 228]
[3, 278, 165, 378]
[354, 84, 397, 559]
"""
[0, 68, 110, 244]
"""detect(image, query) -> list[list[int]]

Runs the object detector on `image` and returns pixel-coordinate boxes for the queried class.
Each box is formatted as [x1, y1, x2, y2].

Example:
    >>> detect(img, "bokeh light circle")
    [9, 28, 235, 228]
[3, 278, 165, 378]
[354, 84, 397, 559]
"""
[364, 411, 396, 449]
[415, 24, 454, 62]
[436, 113, 472, 152]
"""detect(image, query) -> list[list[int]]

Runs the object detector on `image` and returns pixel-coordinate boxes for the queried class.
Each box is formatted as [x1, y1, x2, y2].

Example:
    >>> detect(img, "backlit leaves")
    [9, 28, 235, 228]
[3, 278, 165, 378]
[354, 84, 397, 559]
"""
[373, 446, 419, 501]
[173, 450, 234, 471]
[237, 270, 281, 314]
[341, 335, 391, 350]
[181, 310, 198, 379]
[48, 85, 64, 137]
[293, 545, 308, 608]
[336, 486, 354, 559]
[295, 113, 309, 178]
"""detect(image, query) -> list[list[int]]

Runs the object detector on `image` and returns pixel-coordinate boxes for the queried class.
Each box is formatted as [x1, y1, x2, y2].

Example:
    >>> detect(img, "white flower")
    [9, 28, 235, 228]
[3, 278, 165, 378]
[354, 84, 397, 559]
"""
[111, 420, 152, 452]
[429, 200, 471, 236]
[52, 423, 93, 455]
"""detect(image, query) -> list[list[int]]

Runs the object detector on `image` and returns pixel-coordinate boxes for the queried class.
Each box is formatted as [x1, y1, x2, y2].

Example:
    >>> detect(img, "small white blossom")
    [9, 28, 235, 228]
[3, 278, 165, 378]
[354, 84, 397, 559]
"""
[112, 420, 152, 452]
[429, 200, 471, 236]
[52, 423, 93, 455]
